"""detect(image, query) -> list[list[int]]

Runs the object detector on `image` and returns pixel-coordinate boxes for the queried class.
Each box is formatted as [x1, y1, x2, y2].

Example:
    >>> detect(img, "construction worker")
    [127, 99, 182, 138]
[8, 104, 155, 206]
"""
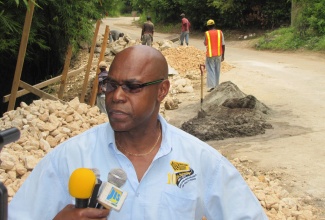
[204, 19, 225, 92]
[180, 13, 191, 46]
[141, 16, 154, 46]
[110, 30, 124, 42]
[97, 61, 108, 114]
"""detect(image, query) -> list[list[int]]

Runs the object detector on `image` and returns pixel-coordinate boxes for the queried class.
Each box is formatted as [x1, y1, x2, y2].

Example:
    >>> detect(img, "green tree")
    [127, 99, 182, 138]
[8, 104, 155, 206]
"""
[302, 0, 325, 35]
[291, 0, 325, 36]
[0, 0, 120, 116]
[130, 0, 291, 30]
[0, 0, 113, 77]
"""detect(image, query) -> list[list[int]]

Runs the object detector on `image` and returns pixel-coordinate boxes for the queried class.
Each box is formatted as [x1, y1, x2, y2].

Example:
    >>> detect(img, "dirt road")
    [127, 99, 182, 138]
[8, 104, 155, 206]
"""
[101, 17, 325, 212]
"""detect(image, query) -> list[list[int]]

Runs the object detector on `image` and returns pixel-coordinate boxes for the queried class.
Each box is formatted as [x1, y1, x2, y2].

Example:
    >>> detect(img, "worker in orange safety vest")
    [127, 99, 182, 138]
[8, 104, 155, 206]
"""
[204, 19, 225, 92]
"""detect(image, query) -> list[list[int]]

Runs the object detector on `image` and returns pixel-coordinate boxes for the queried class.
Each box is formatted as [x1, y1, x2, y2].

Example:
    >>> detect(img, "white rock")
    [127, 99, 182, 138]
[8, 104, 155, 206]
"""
[15, 163, 27, 176]
[24, 155, 40, 170]
[39, 138, 51, 151]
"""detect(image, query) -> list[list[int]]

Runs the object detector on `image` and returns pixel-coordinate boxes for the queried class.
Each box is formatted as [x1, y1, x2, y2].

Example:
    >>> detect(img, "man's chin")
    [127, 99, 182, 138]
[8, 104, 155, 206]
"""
[110, 122, 130, 132]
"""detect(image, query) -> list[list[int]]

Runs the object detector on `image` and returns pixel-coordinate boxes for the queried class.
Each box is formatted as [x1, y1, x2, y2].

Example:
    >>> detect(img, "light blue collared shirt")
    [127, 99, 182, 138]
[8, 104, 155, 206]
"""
[9, 115, 267, 220]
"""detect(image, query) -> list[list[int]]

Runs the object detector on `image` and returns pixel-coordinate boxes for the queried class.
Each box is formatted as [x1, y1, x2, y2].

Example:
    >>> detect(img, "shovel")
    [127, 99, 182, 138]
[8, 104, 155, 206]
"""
[198, 64, 207, 118]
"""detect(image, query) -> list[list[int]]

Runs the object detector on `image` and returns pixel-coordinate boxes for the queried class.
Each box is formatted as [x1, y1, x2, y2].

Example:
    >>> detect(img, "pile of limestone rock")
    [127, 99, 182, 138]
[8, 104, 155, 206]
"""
[94, 33, 177, 64]
[0, 98, 320, 219]
[0, 98, 108, 202]
[232, 157, 318, 219]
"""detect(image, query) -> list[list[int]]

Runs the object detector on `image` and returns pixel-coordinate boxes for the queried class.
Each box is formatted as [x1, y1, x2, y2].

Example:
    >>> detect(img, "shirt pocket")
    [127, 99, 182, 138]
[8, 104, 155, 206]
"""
[158, 184, 200, 220]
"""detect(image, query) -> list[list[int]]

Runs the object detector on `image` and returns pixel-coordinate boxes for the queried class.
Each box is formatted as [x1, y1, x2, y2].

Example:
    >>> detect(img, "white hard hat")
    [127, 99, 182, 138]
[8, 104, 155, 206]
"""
[99, 61, 107, 68]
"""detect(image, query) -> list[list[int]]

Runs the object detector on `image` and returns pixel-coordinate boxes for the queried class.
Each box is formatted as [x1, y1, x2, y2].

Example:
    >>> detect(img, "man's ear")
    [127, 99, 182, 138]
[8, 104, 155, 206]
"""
[158, 79, 170, 102]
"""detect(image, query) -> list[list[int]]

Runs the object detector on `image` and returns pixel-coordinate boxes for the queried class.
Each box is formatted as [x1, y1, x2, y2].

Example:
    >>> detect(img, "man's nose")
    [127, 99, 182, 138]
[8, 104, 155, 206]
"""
[111, 85, 126, 102]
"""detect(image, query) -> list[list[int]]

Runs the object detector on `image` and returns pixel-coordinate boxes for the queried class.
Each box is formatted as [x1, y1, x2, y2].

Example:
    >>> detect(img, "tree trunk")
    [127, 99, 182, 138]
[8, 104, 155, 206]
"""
[291, 0, 303, 27]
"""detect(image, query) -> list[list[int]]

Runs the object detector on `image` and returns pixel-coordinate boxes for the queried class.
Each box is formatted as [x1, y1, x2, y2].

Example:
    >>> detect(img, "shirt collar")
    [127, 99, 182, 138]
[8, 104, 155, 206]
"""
[107, 115, 173, 157]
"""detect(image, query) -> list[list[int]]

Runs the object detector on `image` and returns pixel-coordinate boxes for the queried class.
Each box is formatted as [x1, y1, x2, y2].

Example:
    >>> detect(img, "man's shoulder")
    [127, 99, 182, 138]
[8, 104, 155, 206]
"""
[99, 70, 108, 74]
[145, 21, 154, 26]
[99, 70, 108, 77]
[208, 29, 222, 33]
[166, 123, 215, 148]
[54, 123, 110, 150]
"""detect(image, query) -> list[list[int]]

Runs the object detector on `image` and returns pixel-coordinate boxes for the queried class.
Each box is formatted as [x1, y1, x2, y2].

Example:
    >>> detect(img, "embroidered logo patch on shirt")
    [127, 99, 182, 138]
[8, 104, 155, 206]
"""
[167, 160, 197, 188]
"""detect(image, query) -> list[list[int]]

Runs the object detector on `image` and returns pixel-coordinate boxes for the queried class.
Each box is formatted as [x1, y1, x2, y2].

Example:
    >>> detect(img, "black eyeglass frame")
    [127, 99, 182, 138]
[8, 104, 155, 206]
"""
[101, 78, 165, 93]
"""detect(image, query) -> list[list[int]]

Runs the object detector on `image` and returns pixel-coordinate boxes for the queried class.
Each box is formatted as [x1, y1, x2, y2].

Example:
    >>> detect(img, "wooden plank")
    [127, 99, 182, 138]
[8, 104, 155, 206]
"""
[89, 25, 110, 106]
[7, 0, 35, 111]
[58, 45, 73, 99]
[80, 20, 101, 103]
[3, 65, 86, 103]
[19, 81, 59, 101]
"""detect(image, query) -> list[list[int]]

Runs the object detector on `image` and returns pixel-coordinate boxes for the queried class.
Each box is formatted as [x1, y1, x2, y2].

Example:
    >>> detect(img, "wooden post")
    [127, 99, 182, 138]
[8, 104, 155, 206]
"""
[58, 45, 73, 99]
[8, 0, 35, 111]
[80, 20, 101, 103]
[89, 25, 110, 106]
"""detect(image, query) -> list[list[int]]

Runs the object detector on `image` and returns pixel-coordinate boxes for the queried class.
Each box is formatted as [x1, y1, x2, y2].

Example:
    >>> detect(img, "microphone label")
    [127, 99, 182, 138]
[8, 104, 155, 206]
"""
[106, 187, 122, 206]
[98, 182, 127, 210]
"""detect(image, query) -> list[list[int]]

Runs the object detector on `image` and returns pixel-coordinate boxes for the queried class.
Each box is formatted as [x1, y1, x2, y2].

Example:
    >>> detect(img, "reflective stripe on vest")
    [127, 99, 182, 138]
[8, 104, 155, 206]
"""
[205, 30, 222, 57]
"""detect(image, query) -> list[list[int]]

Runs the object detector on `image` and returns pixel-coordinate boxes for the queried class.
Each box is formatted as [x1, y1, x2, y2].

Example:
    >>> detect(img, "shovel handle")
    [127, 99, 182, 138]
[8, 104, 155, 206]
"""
[199, 64, 205, 101]
[199, 64, 205, 75]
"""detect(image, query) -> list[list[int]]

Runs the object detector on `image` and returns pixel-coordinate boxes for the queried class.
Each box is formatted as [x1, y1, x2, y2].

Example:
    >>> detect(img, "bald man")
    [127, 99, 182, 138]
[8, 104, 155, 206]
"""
[9, 45, 267, 220]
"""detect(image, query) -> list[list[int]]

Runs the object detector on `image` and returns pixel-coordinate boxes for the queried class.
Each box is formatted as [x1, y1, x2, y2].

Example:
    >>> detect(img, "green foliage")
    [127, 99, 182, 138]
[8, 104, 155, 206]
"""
[256, 27, 325, 51]
[268, 0, 325, 51]
[130, 0, 291, 31]
[14, 0, 28, 7]
[208, 0, 291, 29]
[0, 9, 20, 33]
[302, 0, 325, 35]
[120, 0, 133, 14]
[0, 0, 120, 80]
[0, 1, 25, 60]
[313, 36, 325, 50]
[154, 23, 180, 33]
[257, 28, 301, 50]
[103, 0, 126, 17]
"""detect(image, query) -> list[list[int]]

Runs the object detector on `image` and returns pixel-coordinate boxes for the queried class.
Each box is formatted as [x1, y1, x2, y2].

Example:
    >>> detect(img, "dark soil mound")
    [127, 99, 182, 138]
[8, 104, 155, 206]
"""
[181, 81, 273, 141]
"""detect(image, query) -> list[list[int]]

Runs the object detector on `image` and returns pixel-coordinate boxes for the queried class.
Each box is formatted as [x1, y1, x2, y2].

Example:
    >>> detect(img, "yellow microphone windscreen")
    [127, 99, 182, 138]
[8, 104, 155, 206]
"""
[69, 168, 96, 199]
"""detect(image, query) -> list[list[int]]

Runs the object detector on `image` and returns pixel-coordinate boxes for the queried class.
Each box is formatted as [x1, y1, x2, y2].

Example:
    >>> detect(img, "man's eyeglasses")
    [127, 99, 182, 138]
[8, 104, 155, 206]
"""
[101, 78, 165, 94]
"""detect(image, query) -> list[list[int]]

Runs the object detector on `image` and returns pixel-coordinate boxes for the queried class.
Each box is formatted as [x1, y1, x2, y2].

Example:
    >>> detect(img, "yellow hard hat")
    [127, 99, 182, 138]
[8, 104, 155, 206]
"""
[207, 19, 215, 26]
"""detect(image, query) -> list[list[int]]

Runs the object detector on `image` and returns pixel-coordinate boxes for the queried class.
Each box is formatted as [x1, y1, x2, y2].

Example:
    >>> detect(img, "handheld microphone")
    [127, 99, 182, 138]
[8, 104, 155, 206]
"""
[88, 168, 103, 208]
[97, 168, 128, 211]
[1, 127, 20, 220]
[0, 182, 8, 220]
[68, 168, 96, 208]
[0, 127, 20, 151]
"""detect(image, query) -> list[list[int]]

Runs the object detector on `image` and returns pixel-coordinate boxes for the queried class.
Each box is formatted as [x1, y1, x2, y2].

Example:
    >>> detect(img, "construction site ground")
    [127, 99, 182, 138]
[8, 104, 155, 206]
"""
[10, 16, 322, 218]
[98, 17, 325, 217]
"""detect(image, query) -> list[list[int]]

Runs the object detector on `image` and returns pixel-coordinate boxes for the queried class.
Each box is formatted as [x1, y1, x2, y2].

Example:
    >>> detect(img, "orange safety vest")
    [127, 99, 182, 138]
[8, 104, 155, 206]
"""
[205, 30, 223, 57]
